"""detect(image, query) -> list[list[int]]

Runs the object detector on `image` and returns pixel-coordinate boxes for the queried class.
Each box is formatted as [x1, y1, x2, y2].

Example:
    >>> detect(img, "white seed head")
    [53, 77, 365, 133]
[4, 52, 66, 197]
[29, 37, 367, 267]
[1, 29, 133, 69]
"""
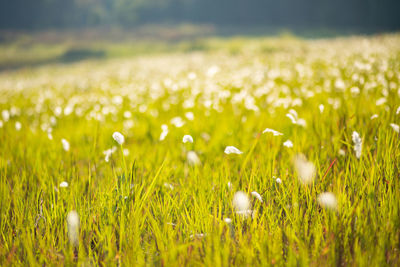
[15, 121, 22, 131]
[187, 151, 201, 166]
[276, 177, 282, 184]
[224, 146, 243, 155]
[283, 140, 293, 148]
[182, 135, 194, 143]
[294, 154, 316, 185]
[67, 210, 80, 246]
[61, 139, 70, 152]
[251, 191, 263, 203]
[370, 114, 378, 120]
[352, 131, 362, 159]
[262, 128, 283, 136]
[224, 218, 232, 224]
[396, 106, 400, 115]
[60, 181, 69, 188]
[319, 104, 325, 113]
[390, 123, 399, 133]
[317, 192, 337, 210]
[112, 132, 125, 145]
[233, 191, 250, 213]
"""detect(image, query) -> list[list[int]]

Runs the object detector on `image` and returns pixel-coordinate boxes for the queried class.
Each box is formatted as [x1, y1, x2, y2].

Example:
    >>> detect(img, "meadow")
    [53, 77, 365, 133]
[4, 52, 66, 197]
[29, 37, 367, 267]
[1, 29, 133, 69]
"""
[0, 33, 399, 266]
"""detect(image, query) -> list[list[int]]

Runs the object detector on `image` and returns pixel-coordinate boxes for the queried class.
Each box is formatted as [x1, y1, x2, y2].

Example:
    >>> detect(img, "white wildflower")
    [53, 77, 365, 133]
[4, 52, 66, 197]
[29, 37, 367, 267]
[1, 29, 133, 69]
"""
[123, 148, 130, 156]
[159, 124, 169, 141]
[112, 132, 125, 145]
[262, 128, 283, 136]
[294, 154, 316, 185]
[397, 106, 400, 115]
[283, 140, 293, 148]
[276, 177, 282, 184]
[352, 131, 362, 159]
[224, 218, 232, 224]
[67, 210, 80, 246]
[376, 97, 386, 106]
[251, 191, 263, 203]
[60, 181, 69, 188]
[339, 149, 346, 156]
[185, 112, 194, 121]
[187, 151, 201, 166]
[370, 114, 378, 120]
[224, 146, 243, 155]
[317, 192, 337, 210]
[61, 139, 70, 152]
[183, 135, 194, 143]
[319, 104, 324, 113]
[164, 183, 174, 190]
[390, 123, 399, 133]
[233, 191, 250, 215]
[170, 117, 185, 128]
[15, 121, 21, 131]
[2, 110, 10, 122]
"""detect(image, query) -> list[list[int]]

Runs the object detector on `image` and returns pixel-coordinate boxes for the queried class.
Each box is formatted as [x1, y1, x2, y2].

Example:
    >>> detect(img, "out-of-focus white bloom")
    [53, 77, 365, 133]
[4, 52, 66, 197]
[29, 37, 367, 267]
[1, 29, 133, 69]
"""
[319, 104, 324, 113]
[251, 191, 263, 203]
[103, 147, 117, 162]
[159, 124, 169, 141]
[112, 132, 125, 145]
[276, 177, 282, 184]
[183, 135, 194, 143]
[164, 182, 174, 190]
[370, 114, 378, 120]
[350, 86, 360, 95]
[283, 140, 293, 148]
[294, 154, 316, 185]
[123, 148, 130, 156]
[15, 121, 21, 131]
[390, 123, 400, 133]
[233, 191, 250, 215]
[2, 110, 10, 122]
[67, 210, 79, 246]
[376, 97, 386, 106]
[187, 151, 201, 166]
[296, 118, 307, 127]
[317, 192, 337, 210]
[185, 112, 194, 121]
[286, 113, 297, 124]
[397, 106, 400, 115]
[123, 111, 132, 118]
[0, 120, 3, 128]
[224, 218, 232, 224]
[339, 149, 346, 156]
[352, 131, 362, 159]
[262, 128, 283, 136]
[170, 117, 185, 128]
[224, 146, 243, 155]
[227, 181, 232, 190]
[207, 65, 220, 77]
[61, 139, 70, 151]
[60, 181, 69, 188]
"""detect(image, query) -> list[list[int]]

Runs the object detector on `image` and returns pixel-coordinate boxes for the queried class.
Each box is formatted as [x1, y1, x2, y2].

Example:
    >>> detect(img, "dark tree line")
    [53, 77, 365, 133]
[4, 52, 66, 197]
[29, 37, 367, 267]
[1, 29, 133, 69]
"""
[0, 0, 399, 31]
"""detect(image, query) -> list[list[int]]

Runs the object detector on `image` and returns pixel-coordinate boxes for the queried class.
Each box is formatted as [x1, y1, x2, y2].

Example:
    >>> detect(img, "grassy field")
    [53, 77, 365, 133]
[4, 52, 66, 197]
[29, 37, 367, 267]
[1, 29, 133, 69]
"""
[0, 33, 399, 266]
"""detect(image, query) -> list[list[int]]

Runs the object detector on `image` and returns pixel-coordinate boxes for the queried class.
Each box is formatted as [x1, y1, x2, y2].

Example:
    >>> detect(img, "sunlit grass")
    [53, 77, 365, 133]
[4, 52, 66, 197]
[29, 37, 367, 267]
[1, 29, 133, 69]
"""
[0, 33, 399, 265]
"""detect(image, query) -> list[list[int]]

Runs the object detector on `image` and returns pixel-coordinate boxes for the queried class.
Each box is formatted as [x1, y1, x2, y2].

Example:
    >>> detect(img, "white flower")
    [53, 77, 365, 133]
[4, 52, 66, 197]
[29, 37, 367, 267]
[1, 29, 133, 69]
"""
[224, 146, 243, 155]
[286, 113, 297, 124]
[182, 135, 194, 143]
[170, 117, 185, 128]
[103, 148, 114, 162]
[317, 192, 337, 210]
[60, 181, 69, 188]
[15, 121, 21, 131]
[262, 128, 283, 136]
[112, 132, 125, 145]
[283, 140, 293, 148]
[319, 104, 325, 113]
[61, 139, 70, 151]
[185, 112, 194, 121]
[339, 149, 346, 156]
[67, 210, 80, 246]
[233, 191, 250, 214]
[397, 106, 400, 115]
[276, 177, 282, 184]
[370, 114, 378, 120]
[164, 182, 174, 190]
[224, 218, 232, 224]
[390, 123, 399, 133]
[294, 154, 316, 185]
[251, 191, 263, 203]
[2, 110, 10, 122]
[376, 97, 386, 106]
[187, 151, 201, 166]
[123, 148, 130, 156]
[352, 131, 362, 159]
[159, 124, 169, 141]
[227, 181, 232, 190]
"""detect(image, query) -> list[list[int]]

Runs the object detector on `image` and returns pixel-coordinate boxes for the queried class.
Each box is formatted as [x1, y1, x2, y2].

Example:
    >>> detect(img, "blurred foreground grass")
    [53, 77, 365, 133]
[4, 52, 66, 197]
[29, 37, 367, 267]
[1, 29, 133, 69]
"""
[0, 31, 399, 266]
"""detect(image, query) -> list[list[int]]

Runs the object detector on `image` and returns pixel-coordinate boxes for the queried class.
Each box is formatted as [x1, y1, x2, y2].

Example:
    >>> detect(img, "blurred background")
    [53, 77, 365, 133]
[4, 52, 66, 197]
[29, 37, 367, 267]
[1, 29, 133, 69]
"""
[1, 0, 399, 72]
[1, 0, 399, 33]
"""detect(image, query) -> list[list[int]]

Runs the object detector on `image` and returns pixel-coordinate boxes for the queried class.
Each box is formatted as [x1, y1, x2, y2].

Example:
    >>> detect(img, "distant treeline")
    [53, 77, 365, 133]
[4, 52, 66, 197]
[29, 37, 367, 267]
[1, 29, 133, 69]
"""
[1, 0, 399, 31]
